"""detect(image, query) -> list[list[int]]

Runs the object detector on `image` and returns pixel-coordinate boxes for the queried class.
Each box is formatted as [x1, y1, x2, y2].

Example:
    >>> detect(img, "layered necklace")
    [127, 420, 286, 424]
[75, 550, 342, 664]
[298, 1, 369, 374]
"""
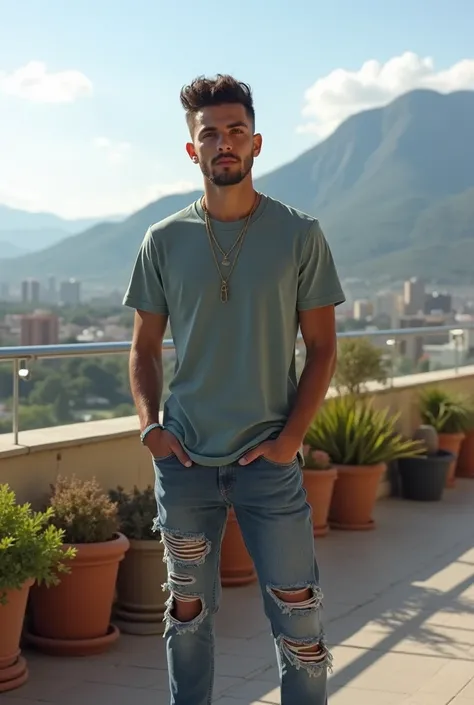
[202, 192, 261, 303]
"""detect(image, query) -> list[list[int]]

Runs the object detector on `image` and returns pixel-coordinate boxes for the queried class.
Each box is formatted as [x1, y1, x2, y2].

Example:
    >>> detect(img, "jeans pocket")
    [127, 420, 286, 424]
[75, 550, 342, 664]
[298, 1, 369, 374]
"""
[153, 452, 176, 462]
[261, 456, 298, 469]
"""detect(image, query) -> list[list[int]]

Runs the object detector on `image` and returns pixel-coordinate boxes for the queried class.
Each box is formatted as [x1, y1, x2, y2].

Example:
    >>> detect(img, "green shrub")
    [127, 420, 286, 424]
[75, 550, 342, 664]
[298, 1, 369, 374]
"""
[0, 484, 75, 604]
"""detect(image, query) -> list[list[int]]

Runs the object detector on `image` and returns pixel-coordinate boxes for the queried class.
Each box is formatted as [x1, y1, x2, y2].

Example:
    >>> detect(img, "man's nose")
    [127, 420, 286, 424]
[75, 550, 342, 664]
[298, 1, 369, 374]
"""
[217, 135, 232, 151]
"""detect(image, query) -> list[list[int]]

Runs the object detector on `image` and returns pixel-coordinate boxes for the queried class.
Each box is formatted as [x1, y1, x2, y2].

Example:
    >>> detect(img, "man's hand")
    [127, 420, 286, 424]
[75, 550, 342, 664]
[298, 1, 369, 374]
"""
[144, 428, 192, 467]
[238, 438, 298, 466]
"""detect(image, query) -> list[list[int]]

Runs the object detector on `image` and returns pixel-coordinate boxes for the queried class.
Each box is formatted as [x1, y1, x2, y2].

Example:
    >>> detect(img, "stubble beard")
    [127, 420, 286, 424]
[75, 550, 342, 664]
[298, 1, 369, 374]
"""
[200, 153, 254, 187]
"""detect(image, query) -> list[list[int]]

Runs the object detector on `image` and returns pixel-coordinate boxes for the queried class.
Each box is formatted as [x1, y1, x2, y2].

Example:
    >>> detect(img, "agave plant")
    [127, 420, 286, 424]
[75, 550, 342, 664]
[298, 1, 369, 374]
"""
[305, 396, 424, 466]
[419, 388, 473, 434]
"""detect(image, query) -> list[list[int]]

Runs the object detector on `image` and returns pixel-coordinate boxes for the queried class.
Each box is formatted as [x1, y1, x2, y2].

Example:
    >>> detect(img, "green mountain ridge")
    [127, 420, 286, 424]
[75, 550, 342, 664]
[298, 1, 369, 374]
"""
[1, 88, 474, 285]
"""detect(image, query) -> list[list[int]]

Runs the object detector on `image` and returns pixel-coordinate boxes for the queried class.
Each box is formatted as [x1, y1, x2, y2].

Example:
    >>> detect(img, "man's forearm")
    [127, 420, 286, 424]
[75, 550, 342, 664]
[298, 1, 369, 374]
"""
[279, 348, 336, 450]
[129, 346, 163, 431]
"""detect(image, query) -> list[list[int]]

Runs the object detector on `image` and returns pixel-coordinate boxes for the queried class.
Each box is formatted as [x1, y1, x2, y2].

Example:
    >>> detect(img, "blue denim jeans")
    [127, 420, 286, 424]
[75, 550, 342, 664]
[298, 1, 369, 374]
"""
[153, 454, 331, 705]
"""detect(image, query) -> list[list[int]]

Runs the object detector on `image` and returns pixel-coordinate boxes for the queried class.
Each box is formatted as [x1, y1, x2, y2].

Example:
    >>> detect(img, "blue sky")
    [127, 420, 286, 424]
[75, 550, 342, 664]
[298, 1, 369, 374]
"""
[1, 0, 474, 219]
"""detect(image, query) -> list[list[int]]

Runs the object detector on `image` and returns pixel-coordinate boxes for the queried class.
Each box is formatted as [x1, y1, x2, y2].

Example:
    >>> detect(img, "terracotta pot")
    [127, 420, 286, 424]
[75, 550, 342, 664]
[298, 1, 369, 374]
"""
[25, 533, 129, 656]
[438, 433, 465, 487]
[114, 538, 168, 635]
[456, 429, 474, 478]
[329, 463, 386, 530]
[220, 509, 257, 586]
[303, 467, 338, 537]
[0, 580, 33, 693]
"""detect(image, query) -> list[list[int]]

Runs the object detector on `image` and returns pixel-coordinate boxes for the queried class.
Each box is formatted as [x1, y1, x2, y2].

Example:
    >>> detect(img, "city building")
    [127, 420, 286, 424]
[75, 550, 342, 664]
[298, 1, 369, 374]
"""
[424, 291, 452, 315]
[353, 299, 373, 320]
[20, 279, 41, 304]
[59, 278, 81, 306]
[20, 312, 59, 346]
[403, 277, 425, 316]
[374, 290, 401, 327]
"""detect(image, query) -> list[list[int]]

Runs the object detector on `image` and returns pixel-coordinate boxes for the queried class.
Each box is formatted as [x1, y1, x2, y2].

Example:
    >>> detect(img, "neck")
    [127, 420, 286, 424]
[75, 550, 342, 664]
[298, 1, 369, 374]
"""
[203, 177, 257, 222]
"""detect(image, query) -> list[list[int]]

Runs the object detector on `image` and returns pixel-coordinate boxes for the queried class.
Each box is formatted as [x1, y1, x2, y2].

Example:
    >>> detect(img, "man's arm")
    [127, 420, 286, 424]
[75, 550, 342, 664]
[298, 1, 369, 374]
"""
[277, 305, 337, 453]
[130, 309, 191, 466]
[130, 309, 167, 430]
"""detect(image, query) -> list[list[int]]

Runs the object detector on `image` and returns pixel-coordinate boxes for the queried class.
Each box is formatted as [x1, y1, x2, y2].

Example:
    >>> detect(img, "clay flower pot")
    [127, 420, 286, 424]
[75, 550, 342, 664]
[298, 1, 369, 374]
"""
[0, 580, 33, 693]
[456, 429, 474, 478]
[220, 509, 257, 586]
[438, 433, 465, 488]
[303, 467, 338, 537]
[329, 463, 386, 530]
[113, 538, 168, 635]
[25, 533, 129, 656]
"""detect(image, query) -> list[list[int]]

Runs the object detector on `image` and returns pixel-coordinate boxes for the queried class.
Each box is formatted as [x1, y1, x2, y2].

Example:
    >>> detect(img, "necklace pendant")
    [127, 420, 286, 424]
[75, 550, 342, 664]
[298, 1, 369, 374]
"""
[220, 281, 229, 303]
[222, 257, 230, 266]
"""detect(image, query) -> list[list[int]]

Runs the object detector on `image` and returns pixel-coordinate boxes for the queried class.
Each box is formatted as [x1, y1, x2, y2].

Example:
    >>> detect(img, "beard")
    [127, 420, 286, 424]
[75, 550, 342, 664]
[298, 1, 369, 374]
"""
[200, 152, 254, 187]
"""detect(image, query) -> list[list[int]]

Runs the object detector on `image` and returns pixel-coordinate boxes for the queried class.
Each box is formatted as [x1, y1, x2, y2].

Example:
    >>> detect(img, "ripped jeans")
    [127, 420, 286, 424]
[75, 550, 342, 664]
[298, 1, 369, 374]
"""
[153, 454, 330, 705]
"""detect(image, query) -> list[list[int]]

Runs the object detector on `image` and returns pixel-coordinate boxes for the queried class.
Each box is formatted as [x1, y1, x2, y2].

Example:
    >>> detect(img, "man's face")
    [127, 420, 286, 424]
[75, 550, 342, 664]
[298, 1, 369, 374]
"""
[186, 103, 262, 186]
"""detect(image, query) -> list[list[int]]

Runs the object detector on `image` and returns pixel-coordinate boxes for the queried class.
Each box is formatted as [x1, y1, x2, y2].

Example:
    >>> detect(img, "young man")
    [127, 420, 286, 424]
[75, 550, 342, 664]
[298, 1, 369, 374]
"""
[123, 74, 345, 705]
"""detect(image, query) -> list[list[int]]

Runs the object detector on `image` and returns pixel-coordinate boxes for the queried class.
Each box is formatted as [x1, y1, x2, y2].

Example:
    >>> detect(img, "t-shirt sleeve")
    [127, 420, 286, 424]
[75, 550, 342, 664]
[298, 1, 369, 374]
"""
[122, 227, 169, 315]
[297, 221, 346, 311]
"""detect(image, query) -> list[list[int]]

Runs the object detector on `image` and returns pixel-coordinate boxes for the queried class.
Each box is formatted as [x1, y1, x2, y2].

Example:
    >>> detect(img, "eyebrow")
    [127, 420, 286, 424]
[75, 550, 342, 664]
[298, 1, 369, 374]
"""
[198, 120, 248, 137]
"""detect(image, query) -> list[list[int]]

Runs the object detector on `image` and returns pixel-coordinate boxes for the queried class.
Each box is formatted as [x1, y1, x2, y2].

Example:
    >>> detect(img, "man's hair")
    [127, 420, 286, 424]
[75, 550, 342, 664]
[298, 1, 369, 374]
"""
[180, 74, 255, 131]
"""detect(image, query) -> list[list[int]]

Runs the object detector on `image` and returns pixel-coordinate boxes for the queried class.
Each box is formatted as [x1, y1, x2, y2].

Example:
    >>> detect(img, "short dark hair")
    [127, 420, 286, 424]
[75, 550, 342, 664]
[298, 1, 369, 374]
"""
[180, 74, 255, 131]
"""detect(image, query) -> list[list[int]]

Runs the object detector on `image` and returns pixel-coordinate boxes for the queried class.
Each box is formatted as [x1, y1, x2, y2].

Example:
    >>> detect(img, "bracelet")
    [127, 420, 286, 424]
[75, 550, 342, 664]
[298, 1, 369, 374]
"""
[140, 422, 164, 444]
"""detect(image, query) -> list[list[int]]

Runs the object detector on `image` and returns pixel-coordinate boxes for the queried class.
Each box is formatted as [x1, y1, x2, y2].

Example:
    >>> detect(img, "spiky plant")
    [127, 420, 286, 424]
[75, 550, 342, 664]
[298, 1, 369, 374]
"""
[305, 396, 425, 466]
[419, 388, 473, 434]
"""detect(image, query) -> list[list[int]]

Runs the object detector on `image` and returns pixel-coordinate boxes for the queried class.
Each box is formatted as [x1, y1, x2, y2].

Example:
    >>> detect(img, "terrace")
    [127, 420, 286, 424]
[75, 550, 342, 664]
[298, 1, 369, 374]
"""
[1, 325, 474, 704]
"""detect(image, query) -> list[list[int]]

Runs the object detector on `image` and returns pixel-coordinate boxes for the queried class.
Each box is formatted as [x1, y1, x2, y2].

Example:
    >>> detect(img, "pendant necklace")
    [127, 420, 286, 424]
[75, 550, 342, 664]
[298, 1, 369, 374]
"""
[202, 193, 260, 302]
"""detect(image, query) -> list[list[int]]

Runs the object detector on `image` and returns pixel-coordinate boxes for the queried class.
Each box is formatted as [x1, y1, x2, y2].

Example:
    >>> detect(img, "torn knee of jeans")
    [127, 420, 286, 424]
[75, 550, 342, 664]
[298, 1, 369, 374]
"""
[164, 590, 208, 635]
[267, 584, 323, 615]
[162, 571, 196, 592]
[161, 528, 210, 567]
[277, 634, 332, 677]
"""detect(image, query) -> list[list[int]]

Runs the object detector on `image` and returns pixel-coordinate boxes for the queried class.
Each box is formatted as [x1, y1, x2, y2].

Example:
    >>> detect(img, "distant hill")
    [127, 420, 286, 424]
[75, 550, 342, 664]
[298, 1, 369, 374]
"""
[0, 204, 123, 233]
[0, 240, 28, 258]
[1, 88, 474, 284]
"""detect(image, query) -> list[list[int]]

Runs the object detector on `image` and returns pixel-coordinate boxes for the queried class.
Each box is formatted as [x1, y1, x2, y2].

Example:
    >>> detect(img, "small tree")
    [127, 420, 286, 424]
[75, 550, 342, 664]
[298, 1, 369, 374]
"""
[334, 338, 390, 397]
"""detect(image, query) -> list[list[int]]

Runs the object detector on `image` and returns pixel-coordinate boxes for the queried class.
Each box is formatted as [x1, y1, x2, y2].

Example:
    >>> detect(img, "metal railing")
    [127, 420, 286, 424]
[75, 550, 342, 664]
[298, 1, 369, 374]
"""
[1, 324, 473, 445]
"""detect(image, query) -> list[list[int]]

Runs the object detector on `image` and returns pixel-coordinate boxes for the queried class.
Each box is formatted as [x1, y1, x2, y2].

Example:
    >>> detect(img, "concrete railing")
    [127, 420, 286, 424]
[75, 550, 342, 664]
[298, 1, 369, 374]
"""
[2, 364, 474, 507]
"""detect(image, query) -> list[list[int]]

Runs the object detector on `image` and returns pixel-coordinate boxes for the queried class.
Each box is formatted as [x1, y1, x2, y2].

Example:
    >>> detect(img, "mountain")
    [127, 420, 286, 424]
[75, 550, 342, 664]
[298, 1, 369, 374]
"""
[0, 241, 29, 258]
[0, 228, 70, 254]
[1, 88, 474, 285]
[0, 205, 126, 255]
[0, 204, 123, 233]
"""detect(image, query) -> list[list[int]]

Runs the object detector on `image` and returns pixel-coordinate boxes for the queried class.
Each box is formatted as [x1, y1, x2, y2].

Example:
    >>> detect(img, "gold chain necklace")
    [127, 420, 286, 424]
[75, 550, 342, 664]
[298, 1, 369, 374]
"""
[202, 193, 260, 303]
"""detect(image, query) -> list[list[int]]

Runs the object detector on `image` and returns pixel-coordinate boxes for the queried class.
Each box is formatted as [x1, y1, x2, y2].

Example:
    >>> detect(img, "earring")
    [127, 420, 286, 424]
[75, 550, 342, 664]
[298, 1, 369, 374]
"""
[193, 156, 198, 162]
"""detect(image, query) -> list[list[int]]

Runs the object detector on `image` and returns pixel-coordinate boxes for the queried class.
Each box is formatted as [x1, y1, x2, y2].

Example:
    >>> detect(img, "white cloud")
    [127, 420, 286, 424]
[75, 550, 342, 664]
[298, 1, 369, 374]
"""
[94, 137, 132, 165]
[299, 52, 474, 138]
[0, 61, 92, 103]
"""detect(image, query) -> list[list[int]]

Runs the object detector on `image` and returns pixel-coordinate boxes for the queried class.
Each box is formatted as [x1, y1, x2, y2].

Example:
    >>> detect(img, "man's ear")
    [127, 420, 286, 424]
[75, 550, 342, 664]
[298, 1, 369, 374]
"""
[186, 142, 198, 163]
[253, 133, 262, 158]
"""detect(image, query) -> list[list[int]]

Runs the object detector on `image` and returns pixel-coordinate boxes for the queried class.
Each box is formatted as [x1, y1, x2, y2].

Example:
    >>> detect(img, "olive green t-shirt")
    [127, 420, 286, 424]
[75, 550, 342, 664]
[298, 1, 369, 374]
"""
[123, 194, 345, 466]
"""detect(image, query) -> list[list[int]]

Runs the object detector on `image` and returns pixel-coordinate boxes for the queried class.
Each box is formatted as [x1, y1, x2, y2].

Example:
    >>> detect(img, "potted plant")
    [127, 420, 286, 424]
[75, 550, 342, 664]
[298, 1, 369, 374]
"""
[108, 485, 168, 634]
[0, 484, 73, 692]
[306, 396, 424, 530]
[334, 337, 390, 397]
[398, 425, 454, 501]
[220, 509, 257, 586]
[456, 404, 474, 478]
[419, 388, 472, 487]
[301, 448, 338, 537]
[24, 475, 129, 656]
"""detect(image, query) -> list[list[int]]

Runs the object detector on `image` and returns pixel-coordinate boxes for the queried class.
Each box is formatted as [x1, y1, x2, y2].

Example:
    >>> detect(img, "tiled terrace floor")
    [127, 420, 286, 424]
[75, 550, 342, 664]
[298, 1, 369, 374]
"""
[4, 479, 474, 704]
